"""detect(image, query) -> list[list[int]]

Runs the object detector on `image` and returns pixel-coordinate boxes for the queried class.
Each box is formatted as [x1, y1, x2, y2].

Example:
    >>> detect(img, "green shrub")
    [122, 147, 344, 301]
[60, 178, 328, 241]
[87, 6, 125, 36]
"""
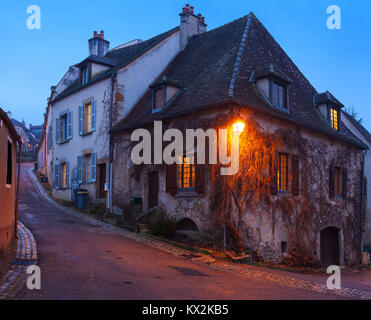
[148, 210, 176, 237]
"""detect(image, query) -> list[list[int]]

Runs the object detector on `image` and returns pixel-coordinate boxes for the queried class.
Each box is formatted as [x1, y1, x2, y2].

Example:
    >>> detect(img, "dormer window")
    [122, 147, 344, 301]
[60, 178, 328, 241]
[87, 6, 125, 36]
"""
[330, 107, 339, 131]
[81, 65, 90, 86]
[153, 87, 165, 111]
[271, 81, 287, 109]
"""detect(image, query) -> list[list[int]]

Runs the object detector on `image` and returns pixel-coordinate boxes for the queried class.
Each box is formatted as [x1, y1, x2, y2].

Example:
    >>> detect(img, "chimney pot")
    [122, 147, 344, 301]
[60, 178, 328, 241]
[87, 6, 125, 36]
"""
[94, 31, 98, 37]
[100, 30, 104, 39]
[190, 6, 194, 14]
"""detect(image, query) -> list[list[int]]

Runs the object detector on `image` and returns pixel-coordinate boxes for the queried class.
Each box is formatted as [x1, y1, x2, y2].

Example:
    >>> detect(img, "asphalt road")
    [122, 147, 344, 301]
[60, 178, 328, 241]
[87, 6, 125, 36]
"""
[16, 164, 340, 300]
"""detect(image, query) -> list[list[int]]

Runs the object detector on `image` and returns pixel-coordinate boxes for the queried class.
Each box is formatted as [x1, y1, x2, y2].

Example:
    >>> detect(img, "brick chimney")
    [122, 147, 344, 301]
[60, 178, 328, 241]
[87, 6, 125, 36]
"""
[180, 4, 207, 50]
[88, 30, 110, 57]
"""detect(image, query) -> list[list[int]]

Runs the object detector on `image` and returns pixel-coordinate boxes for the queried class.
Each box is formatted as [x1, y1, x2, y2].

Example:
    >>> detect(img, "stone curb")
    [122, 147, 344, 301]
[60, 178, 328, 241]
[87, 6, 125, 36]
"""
[0, 221, 38, 300]
[28, 168, 371, 300]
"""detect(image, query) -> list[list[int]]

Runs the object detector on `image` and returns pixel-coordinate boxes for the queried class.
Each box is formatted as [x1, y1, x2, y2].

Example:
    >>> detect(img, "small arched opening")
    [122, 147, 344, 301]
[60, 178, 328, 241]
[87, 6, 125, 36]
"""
[176, 218, 199, 232]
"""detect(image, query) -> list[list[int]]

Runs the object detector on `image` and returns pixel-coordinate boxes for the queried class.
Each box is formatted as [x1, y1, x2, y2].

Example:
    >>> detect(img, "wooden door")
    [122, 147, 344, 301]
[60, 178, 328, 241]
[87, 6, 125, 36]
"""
[321, 227, 340, 267]
[98, 164, 106, 198]
[148, 171, 159, 209]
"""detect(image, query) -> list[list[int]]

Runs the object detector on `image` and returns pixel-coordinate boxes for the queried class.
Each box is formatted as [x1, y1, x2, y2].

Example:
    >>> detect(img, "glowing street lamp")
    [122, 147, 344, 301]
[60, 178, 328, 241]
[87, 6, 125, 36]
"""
[232, 121, 245, 136]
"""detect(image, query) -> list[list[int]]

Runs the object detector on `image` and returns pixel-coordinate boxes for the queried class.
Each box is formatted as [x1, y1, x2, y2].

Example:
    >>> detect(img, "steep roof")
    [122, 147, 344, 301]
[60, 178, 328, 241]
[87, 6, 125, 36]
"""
[113, 13, 366, 150]
[0, 109, 22, 143]
[11, 119, 38, 144]
[52, 27, 180, 103]
[342, 112, 371, 145]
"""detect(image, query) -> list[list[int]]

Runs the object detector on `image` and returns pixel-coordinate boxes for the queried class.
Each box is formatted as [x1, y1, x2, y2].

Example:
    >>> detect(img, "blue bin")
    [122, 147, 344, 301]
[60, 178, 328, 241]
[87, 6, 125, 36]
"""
[77, 190, 88, 209]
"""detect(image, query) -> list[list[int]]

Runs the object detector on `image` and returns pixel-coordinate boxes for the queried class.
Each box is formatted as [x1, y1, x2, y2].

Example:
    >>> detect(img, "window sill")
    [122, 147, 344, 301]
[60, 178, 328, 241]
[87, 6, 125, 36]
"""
[175, 190, 199, 198]
[58, 139, 72, 145]
[80, 131, 95, 137]
[5, 184, 11, 189]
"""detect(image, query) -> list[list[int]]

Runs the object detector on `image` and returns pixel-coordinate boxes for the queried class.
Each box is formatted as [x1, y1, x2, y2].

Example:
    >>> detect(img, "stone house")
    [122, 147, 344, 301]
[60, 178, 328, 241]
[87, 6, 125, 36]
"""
[46, 6, 206, 208]
[0, 108, 22, 254]
[9, 115, 39, 153]
[111, 11, 367, 266]
[341, 111, 371, 248]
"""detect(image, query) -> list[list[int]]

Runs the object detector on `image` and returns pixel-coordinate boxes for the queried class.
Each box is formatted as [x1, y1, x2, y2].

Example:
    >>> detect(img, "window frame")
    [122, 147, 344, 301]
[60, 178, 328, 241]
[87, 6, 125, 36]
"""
[277, 153, 289, 193]
[270, 79, 288, 110]
[334, 167, 343, 197]
[329, 106, 340, 131]
[177, 154, 196, 192]
[6, 137, 12, 187]
[81, 64, 91, 86]
[152, 86, 166, 112]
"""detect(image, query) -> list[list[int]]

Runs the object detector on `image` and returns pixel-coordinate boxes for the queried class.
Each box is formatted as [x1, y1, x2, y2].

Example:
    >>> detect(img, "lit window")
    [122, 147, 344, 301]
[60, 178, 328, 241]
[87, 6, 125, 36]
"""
[61, 163, 67, 188]
[84, 102, 92, 133]
[277, 153, 288, 191]
[330, 108, 339, 131]
[271, 81, 287, 109]
[177, 156, 196, 191]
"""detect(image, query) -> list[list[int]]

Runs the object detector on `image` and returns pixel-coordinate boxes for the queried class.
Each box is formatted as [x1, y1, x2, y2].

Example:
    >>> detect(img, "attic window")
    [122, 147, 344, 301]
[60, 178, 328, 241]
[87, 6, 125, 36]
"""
[271, 81, 287, 109]
[153, 87, 165, 110]
[330, 107, 339, 131]
[81, 65, 90, 86]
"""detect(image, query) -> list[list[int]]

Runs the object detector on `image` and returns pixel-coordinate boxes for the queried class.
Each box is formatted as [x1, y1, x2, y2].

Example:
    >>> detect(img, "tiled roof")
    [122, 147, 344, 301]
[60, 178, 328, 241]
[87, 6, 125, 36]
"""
[342, 112, 371, 145]
[52, 27, 180, 103]
[112, 13, 366, 150]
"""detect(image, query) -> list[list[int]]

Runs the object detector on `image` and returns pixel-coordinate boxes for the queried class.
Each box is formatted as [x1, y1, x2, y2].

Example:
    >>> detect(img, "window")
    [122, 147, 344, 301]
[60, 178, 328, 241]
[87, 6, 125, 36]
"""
[329, 166, 347, 199]
[56, 112, 72, 144]
[271, 81, 287, 109]
[77, 153, 97, 184]
[82, 66, 89, 85]
[177, 155, 196, 191]
[334, 167, 342, 196]
[153, 88, 165, 110]
[79, 101, 96, 135]
[6, 140, 12, 185]
[277, 153, 288, 192]
[330, 108, 339, 131]
[61, 163, 68, 189]
[54, 162, 69, 190]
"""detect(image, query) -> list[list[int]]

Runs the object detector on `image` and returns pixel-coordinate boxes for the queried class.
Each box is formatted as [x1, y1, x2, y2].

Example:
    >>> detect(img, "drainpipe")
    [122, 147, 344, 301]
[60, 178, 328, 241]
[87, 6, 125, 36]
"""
[360, 150, 367, 256]
[15, 141, 22, 238]
[108, 71, 116, 214]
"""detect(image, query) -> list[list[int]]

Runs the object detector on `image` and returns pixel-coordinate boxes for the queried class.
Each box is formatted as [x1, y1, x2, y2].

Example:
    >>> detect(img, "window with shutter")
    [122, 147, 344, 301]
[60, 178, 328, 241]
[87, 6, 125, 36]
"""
[270, 156, 278, 195]
[80, 101, 96, 135]
[78, 106, 83, 135]
[55, 164, 60, 190]
[67, 112, 73, 140]
[77, 155, 83, 184]
[277, 153, 288, 192]
[56, 118, 60, 144]
[177, 155, 196, 191]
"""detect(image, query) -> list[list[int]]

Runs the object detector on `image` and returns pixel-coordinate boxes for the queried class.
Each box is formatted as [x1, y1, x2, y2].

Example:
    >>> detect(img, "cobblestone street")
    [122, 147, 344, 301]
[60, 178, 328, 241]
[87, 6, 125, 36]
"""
[1, 164, 367, 300]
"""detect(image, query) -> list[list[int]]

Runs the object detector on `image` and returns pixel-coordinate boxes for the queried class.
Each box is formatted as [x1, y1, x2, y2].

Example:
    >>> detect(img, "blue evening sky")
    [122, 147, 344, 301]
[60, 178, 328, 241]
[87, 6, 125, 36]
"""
[1, 0, 370, 130]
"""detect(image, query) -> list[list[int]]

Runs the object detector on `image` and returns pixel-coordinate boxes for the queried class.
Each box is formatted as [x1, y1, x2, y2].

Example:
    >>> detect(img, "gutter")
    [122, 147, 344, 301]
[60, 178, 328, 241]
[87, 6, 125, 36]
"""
[15, 140, 22, 238]
[108, 71, 116, 214]
[360, 150, 367, 255]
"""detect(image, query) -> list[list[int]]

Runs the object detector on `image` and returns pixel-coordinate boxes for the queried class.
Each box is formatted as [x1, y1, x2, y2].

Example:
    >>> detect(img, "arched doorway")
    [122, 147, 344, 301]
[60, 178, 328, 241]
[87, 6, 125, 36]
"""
[176, 218, 199, 232]
[320, 227, 340, 267]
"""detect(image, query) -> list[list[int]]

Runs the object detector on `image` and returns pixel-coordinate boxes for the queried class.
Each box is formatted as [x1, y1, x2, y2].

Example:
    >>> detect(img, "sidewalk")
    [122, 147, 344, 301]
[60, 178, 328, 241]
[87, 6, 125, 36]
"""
[29, 168, 371, 300]
[0, 222, 38, 300]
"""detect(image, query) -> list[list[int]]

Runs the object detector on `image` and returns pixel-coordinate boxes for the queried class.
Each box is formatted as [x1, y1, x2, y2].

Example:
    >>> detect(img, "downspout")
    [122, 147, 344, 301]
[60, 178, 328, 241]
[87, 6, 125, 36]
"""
[360, 150, 367, 256]
[15, 141, 22, 238]
[108, 71, 116, 214]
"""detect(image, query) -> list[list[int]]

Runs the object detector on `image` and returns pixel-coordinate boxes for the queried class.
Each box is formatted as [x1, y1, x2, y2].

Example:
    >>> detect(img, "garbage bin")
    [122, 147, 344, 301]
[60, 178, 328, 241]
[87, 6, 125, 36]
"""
[77, 190, 88, 210]
[73, 189, 79, 208]
[34, 162, 38, 171]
